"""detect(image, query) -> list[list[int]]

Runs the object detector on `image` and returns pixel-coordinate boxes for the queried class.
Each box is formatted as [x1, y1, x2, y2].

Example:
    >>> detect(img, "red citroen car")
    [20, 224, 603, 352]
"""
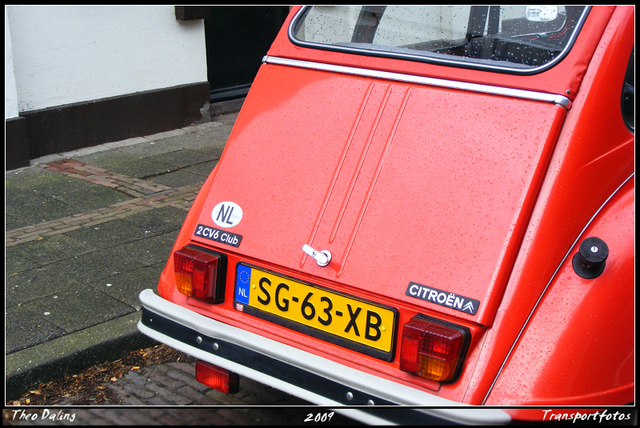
[139, 6, 634, 424]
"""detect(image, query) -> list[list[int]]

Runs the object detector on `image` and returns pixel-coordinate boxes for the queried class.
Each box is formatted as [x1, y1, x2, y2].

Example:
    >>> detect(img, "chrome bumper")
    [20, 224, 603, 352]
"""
[138, 289, 511, 425]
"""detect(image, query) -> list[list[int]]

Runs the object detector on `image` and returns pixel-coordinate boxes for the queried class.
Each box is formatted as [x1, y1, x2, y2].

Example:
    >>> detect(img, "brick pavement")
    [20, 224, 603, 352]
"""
[6, 159, 200, 247]
[41, 159, 174, 198]
[4, 359, 361, 426]
[5, 181, 199, 247]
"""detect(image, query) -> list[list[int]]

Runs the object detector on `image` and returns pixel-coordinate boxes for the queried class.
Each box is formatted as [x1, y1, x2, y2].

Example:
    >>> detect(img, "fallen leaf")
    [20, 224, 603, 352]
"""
[7, 344, 194, 406]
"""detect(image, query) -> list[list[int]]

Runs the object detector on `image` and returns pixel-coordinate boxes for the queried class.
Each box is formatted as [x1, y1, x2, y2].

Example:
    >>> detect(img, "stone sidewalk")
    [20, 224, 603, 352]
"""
[5, 112, 236, 400]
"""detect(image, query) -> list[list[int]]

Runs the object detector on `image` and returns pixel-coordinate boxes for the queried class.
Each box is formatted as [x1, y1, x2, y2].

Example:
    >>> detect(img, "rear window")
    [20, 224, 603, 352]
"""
[290, 6, 589, 73]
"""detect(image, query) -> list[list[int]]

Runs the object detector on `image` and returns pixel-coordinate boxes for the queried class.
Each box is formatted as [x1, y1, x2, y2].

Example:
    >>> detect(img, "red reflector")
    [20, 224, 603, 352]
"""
[399, 315, 470, 383]
[400, 337, 420, 373]
[174, 247, 226, 303]
[195, 360, 239, 394]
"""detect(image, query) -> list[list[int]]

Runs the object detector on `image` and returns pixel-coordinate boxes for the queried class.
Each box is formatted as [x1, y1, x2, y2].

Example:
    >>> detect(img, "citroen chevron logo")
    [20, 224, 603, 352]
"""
[406, 282, 480, 315]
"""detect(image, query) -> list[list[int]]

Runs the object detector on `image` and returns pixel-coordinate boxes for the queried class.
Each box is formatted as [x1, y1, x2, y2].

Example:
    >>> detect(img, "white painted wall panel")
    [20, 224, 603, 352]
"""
[7, 5, 207, 112]
[5, 8, 20, 119]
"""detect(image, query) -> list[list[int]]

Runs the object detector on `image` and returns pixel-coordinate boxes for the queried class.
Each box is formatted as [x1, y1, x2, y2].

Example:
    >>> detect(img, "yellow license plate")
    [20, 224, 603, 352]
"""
[235, 263, 397, 360]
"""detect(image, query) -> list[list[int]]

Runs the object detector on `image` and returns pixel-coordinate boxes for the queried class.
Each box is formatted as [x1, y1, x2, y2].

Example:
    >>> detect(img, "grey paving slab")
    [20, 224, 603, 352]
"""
[20, 287, 135, 334]
[43, 248, 148, 285]
[54, 185, 132, 211]
[6, 265, 87, 307]
[99, 263, 165, 310]
[114, 139, 186, 157]
[182, 159, 218, 177]
[20, 175, 131, 211]
[72, 149, 143, 167]
[190, 144, 225, 162]
[7, 234, 99, 266]
[6, 165, 126, 207]
[5, 214, 24, 231]
[5, 306, 66, 354]
[104, 231, 179, 268]
[5, 168, 132, 228]
[74, 150, 177, 179]
[147, 169, 205, 187]
[62, 219, 151, 249]
[5, 165, 62, 190]
[148, 148, 217, 169]
[26, 175, 99, 199]
[154, 131, 220, 151]
[196, 127, 234, 150]
[6, 191, 86, 229]
[5, 249, 44, 274]
[119, 205, 187, 235]
[114, 158, 181, 179]
[155, 126, 232, 152]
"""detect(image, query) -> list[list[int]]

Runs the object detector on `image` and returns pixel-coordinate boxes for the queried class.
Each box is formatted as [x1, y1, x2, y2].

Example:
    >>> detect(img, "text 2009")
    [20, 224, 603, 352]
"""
[304, 412, 335, 423]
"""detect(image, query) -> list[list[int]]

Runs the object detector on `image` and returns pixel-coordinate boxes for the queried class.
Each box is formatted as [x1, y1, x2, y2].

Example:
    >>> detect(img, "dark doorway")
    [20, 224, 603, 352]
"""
[205, 6, 290, 102]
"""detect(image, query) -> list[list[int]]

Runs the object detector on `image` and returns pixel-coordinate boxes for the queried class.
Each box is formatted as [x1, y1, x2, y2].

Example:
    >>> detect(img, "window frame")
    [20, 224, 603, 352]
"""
[288, 5, 592, 76]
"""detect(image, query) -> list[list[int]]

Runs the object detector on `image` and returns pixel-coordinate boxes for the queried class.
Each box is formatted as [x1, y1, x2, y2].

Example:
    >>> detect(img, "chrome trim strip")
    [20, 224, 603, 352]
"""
[482, 173, 635, 404]
[262, 56, 571, 109]
[138, 289, 511, 425]
[288, 6, 591, 77]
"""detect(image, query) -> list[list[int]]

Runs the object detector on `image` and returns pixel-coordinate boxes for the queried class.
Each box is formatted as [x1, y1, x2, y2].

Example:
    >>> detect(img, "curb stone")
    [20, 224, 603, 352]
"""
[5, 312, 157, 401]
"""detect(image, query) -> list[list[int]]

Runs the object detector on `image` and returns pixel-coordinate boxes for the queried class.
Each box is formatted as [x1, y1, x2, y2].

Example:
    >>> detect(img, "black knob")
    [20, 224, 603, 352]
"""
[572, 237, 609, 279]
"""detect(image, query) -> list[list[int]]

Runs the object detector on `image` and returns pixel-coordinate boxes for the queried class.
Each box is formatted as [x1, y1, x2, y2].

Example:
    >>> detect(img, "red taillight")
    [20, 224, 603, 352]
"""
[195, 360, 239, 394]
[399, 315, 470, 383]
[174, 246, 226, 303]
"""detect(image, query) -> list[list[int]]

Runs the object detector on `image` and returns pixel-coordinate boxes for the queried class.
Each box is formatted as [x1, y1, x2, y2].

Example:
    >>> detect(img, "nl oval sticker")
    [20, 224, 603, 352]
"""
[212, 201, 243, 228]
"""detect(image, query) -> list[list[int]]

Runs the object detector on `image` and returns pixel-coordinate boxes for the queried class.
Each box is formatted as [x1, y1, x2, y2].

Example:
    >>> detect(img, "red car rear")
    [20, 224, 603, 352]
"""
[139, 6, 634, 424]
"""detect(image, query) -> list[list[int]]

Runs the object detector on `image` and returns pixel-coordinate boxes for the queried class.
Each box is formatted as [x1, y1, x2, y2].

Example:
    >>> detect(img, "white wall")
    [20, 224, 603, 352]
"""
[6, 5, 207, 114]
[5, 8, 20, 119]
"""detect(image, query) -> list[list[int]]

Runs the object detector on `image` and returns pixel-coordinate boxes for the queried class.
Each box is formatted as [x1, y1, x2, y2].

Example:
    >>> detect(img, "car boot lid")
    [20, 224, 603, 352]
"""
[192, 64, 566, 326]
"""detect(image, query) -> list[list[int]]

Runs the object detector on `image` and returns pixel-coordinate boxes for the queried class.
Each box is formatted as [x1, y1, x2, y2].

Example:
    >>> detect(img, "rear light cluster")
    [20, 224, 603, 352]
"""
[399, 315, 470, 383]
[174, 246, 227, 303]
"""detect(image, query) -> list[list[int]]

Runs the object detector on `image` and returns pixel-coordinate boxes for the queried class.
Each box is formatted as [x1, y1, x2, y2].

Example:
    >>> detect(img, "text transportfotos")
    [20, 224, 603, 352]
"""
[542, 409, 632, 423]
